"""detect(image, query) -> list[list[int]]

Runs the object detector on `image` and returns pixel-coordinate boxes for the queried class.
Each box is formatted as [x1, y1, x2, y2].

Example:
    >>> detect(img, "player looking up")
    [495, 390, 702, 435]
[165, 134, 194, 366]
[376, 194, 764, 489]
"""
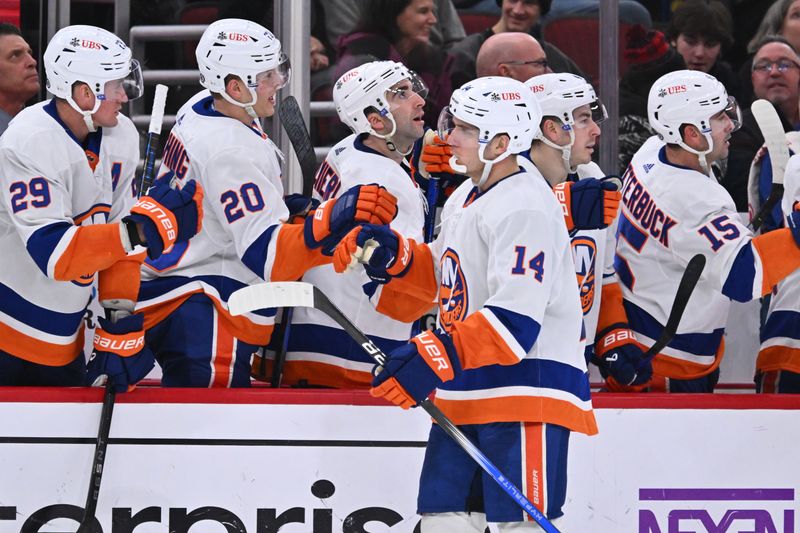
[276, 61, 430, 388]
[333, 76, 597, 530]
[134, 19, 397, 388]
[615, 69, 800, 392]
[0, 25, 203, 386]
[523, 72, 652, 389]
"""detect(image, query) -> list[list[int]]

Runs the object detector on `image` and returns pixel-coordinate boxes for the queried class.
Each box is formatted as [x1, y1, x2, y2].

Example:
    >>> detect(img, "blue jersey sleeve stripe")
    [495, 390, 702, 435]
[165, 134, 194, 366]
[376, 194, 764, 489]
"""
[440, 357, 592, 402]
[0, 281, 86, 336]
[241, 224, 278, 280]
[722, 243, 757, 302]
[25, 221, 72, 276]
[485, 305, 541, 354]
[762, 310, 800, 342]
[623, 299, 724, 356]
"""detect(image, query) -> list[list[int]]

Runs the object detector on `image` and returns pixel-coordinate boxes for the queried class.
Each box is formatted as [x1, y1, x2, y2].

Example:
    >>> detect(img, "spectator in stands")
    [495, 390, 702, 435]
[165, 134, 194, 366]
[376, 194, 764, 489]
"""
[546, 0, 652, 27]
[324, 0, 466, 51]
[738, 0, 800, 106]
[450, 0, 583, 88]
[667, 0, 740, 99]
[723, 36, 800, 212]
[335, 0, 454, 129]
[475, 32, 551, 80]
[617, 24, 685, 174]
[0, 23, 38, 135]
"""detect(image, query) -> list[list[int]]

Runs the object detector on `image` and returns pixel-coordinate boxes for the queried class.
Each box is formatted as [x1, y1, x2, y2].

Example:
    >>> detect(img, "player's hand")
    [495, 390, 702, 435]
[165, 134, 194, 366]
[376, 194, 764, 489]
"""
[303, 184, 398, 255]
[594, 328, 651, 386]
[554, 176, 621, 231]
[124, 179, 204, 259]
[87, 313, 155, 393]
[370, 329, 461, 409]
[419, 131, 455, 177]
[789, 202, 800, 247]
[284, 193, 320, 223]
[332, 224, 412, 283]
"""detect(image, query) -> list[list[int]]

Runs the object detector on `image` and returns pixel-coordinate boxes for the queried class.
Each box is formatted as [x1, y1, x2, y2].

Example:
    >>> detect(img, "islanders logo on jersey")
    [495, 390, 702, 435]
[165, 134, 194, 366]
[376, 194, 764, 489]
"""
[439, 248, 468, 331]
[572, 236, 597, 315]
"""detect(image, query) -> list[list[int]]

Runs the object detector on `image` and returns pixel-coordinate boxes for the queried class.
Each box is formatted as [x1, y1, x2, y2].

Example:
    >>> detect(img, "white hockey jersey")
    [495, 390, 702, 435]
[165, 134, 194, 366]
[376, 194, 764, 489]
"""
[618, 136, 786, 379]
[381, 166, 597, 434]
[0, 100, 139, 364]
[136, 91, 323, 345]
[517, 157, 620, 354]
[757, 154, 800, 375]
[282, 133, 426, 387]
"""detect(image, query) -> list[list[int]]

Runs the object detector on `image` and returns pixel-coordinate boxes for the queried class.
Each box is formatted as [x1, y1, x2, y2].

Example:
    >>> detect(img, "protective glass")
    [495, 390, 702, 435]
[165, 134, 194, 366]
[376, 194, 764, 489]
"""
[100, 59, 144, 101]
[437, 106, 455, 141]
[386, 71, 429, 106]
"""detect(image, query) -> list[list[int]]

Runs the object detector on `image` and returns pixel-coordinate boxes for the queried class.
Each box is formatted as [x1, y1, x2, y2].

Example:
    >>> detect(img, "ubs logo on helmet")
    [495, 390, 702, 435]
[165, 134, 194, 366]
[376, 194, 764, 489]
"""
[439, 248, 468, 331]
[70, 38, 102, 50]
[489, 92, 521, 102]
[572, 237, 597, 315]
[228, 32, 250, 42]
[658, 85, 687, 97]
[529, 84, 545, 93]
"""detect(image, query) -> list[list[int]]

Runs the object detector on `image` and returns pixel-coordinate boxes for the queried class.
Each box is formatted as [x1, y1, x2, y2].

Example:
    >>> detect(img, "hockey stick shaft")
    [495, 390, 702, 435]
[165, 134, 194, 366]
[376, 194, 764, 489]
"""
[424, 175, 440, 243]
[638, 253, 706, 369]
[79, 87, 170, 532]
[750, 99, 789, 231]
[228, 282, 560, 532]
[267, 96, 319, 386]
[137, 84, 168, 196]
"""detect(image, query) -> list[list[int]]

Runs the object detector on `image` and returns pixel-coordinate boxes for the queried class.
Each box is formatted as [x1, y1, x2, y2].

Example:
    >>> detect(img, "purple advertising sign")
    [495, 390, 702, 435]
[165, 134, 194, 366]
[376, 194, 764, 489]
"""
[639, 488, 795, 533]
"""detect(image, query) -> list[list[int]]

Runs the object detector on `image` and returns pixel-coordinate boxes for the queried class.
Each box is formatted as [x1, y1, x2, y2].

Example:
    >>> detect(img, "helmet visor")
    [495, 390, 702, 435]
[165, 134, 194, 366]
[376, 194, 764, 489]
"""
[723, 95, 741, 132]
[257, 53, 292, 90]
[385, 70, 429, 109]
[101, 59, 144, 101]
[437, 105, 455, 141]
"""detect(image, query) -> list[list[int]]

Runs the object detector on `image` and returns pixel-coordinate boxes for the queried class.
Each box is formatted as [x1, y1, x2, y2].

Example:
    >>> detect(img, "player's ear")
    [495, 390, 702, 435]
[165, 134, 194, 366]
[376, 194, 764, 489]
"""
[365, 110, 387, 133]
[71, 82, 94, 108]
[488, 133, 510, 157]
[224, 75, 245, 99]
[540, 117, 560, 143]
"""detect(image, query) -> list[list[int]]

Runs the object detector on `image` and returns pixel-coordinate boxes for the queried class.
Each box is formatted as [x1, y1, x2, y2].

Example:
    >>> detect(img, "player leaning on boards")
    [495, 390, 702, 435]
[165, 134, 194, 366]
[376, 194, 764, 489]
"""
[615, 70, 800, 393]
[522, 72, 652, 389]
[131, 19, 397, 388]
[0, 25, 203, 387]
[334, 77, 597, 531]
[274, 60, 431, 388]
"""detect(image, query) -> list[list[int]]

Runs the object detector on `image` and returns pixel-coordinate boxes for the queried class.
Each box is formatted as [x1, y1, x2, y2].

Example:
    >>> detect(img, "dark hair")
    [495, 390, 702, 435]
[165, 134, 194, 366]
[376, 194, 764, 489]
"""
[356, 0, 414, 44]
[752, 34, 798, 56]
[0, 22, 22, 37]
[667, 0, 734, 51]
[494, 0, 552, 17]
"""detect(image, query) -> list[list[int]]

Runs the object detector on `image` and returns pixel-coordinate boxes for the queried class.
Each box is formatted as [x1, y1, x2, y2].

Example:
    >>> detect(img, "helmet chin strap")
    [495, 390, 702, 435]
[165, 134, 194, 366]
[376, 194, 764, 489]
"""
[678, 132, 714, 177]
[476, 142, 513, 188]
[539, 126, 577, 174]
[67, 95, 101, 133]
[372, 115, 413, 156]
[221, 86, 260, 120]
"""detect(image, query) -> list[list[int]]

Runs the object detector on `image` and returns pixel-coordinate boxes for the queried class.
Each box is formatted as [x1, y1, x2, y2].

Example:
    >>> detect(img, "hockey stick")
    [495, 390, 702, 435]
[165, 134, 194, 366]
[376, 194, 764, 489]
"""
[262, 96, 321, 387]
[229, 282, 561, 532]
[279, 95, 318, 196]
[750, 99, 789, 232]
[137, 84, 169, 196]
[77, 85, 169, 533]
[637, 253, 706, 369]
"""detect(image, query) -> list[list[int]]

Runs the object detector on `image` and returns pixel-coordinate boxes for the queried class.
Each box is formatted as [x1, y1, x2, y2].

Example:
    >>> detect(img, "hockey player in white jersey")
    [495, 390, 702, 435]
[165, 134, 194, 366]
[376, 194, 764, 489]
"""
[135, 19, 397, 387]
[277, 61, 429, 387]
[617, 69, 800, 392]
[334, 77, 597, 530]
[0, 25, 203, 387]
[522, 72, 652, 388]
[750, 145, 800, 393]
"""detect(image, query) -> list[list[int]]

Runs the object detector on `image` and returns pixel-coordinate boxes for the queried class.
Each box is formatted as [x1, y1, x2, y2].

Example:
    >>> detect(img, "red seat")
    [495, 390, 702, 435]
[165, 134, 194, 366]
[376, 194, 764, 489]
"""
[178, 1, 220, 68]
[543, 17, 635, 87]
[458, 12, 499, 36]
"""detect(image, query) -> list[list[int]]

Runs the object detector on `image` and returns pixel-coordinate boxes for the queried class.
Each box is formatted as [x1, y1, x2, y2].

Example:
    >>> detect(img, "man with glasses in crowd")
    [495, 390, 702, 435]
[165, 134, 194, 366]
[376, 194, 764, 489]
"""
[723, 36, 800, 212]
[475, 31, 551, 79]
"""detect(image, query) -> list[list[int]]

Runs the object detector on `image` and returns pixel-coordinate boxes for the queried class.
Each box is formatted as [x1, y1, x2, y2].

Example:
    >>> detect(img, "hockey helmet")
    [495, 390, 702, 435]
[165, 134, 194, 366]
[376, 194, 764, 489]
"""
[333, 60, 428, 138]
[44, 25, 143, 130]
[196, 18, 290, 116]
